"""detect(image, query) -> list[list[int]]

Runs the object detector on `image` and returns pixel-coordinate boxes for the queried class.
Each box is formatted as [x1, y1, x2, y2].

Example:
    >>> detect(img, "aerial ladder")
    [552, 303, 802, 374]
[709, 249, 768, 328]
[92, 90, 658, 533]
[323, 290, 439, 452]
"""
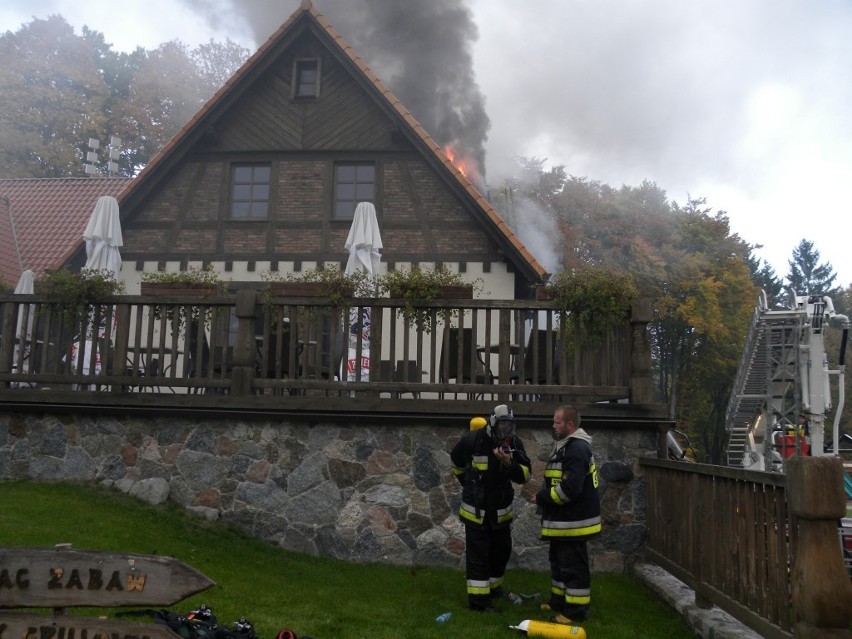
[725, 290, 849, 472]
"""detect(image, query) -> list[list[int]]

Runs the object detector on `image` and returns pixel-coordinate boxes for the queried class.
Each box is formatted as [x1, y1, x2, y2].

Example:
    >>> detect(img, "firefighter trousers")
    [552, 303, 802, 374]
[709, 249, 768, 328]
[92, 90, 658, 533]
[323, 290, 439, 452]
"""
[547, 538, 591, 620]
[464, 523, 512, 610]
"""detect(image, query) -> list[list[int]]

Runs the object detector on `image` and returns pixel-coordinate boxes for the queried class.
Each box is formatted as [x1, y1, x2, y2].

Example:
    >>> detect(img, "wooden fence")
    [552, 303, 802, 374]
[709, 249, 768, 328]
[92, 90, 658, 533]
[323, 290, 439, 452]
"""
[641, 458, 852, 638]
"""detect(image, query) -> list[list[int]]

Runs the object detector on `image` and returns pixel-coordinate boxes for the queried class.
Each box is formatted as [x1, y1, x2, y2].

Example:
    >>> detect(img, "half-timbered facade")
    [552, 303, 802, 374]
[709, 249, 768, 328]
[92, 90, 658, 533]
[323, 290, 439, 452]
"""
[68, 1, 547, 299]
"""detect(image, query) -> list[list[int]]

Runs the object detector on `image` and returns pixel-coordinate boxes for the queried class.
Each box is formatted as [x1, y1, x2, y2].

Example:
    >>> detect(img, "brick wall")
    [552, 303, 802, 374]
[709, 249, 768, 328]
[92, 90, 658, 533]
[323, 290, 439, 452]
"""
[121, 156, 493, 266]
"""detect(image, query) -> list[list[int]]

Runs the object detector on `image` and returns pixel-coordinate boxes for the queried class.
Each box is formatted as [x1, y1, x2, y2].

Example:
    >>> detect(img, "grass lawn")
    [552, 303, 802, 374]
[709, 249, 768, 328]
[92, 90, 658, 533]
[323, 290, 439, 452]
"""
[0, 480, 695, 639]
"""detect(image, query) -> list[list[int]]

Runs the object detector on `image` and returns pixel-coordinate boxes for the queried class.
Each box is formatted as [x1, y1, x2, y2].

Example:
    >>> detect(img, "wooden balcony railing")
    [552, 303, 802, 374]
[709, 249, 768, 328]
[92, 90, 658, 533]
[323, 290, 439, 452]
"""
[0, 291, 653, 412]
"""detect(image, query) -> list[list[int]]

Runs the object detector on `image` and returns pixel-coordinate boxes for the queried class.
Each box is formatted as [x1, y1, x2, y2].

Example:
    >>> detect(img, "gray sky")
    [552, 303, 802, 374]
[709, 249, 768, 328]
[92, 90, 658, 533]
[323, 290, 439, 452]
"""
[2, 0, 851, 284]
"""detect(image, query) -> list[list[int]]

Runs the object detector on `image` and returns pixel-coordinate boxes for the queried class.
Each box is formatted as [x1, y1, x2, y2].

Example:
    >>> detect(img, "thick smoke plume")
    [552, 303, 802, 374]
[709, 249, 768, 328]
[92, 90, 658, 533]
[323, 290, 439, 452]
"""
[184, 0, 490, 179]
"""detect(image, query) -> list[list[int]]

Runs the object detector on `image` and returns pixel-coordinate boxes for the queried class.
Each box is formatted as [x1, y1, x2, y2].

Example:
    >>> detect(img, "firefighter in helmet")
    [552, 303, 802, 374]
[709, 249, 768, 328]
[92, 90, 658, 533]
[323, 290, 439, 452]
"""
[450, 405, 531, 610]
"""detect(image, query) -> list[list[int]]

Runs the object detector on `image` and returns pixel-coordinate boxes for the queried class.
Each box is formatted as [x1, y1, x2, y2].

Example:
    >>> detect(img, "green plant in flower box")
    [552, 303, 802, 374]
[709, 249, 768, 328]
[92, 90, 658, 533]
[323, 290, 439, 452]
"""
[38, 268, 125, 332]
[140, 265, 226, 330]
[377, 265, 481, 333]
[261, 266, 371, 308]
[538, 265, 638, 346]
[140, 264, 226, 292]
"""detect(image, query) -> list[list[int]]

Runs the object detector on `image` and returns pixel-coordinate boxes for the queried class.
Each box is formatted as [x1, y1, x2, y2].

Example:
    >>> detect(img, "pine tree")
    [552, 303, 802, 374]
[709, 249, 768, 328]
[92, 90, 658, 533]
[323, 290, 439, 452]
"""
[786, 239, 838, 296]
[746, 249, 784, 307]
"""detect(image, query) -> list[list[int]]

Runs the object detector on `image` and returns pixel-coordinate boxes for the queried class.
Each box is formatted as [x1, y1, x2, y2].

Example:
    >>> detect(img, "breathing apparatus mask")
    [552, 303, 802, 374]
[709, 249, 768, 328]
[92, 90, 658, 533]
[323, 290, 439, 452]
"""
[488, 404, 516, 448]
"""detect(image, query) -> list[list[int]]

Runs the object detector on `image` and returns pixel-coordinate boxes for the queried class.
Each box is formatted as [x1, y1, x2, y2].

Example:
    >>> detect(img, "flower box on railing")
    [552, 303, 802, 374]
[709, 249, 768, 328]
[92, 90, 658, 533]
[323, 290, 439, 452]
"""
[141, 283, 221, 297]
[535, 285, 555, 301]
[433, 285, 474, 300]
[267, 282, 354, 298]
[388, 285, 474, 300]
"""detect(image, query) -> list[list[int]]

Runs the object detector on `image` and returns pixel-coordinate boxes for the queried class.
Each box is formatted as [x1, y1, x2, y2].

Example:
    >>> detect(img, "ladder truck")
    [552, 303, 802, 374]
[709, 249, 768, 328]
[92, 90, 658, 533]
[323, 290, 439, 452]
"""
[725, 291, 849, 472]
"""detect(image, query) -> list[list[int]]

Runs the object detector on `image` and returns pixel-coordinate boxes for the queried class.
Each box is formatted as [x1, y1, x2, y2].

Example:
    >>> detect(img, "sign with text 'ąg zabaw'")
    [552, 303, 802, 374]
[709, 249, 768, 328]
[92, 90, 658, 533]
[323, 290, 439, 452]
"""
[0, 547, 214, 608]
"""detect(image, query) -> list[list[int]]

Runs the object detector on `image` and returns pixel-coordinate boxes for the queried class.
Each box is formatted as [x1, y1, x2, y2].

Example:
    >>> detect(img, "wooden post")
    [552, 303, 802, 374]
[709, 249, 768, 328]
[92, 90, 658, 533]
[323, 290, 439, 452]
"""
[231, 289, 258, 396]
[630, 298, 652, 404]
[656, 423, 669, 460]
[786, 456, 852, 638]
[691, 470, 713, 609]
[0, 300, 16, 376]
[110, 301, 131, 393]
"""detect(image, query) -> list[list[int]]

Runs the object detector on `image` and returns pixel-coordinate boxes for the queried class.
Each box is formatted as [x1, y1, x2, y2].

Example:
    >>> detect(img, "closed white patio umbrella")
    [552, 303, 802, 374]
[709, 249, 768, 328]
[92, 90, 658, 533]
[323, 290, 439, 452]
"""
[83, 195, 123, 277]
[12, 269, 36, 385]
[343, 202, 382, 382]
[73, 196, 124, 376]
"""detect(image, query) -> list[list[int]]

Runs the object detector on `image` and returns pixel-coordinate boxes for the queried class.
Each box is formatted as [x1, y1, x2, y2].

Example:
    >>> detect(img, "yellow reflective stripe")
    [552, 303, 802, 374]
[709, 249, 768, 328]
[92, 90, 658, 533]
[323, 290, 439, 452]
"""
[467, 578, 490, 595]
[461, 503, 513, 524]
[489, 576, 504, 589]
[460, 510, 484, 525]
[451, 465, 465, 476]
[459, 503, 484, 525]
[542, 515, 602, 537]
[549, 486, 566, 505]
[543, 515, 600, 530]
[565, 590, 591, 605]
[485, 503, 512, 524]
[542, 522, 602, 537]
[520, 464, 531, 482]
[472, 454, 488, 471]
[544, 467, 562, 479]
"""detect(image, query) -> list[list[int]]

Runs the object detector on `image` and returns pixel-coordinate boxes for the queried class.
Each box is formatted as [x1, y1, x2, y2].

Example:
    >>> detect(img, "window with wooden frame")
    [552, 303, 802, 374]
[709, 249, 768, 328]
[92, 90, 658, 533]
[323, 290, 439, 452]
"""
[230, 163, 270, 219]
[334, 162, 375, 219]
[293, 58, 321, 98]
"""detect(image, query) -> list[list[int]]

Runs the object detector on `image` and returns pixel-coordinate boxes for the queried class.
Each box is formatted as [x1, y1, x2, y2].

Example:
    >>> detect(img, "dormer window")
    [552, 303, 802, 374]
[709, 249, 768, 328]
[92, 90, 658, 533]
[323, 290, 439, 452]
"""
[293, 59, 320, 98]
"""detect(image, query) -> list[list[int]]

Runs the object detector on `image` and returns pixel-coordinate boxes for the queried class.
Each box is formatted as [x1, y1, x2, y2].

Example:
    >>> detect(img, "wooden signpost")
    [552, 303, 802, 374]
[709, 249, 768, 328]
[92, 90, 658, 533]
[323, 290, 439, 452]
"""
[0, 547, 215, 639]
[0, 611, 185, 639]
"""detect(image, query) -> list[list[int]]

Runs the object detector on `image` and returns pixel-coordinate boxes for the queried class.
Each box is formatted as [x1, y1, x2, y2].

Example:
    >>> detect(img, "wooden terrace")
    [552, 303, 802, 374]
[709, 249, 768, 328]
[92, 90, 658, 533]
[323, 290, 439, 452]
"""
[0, 291, 663, 424]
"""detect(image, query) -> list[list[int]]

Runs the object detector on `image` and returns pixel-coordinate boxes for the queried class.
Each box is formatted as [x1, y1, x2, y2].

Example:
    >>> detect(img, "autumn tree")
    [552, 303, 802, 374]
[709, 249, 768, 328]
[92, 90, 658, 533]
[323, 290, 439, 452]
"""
[191, 39, 252, 95]
[500, 160, 757, 462]
[0, 16, 109, 177]
[0, 16, 249, 178]
[666, 202, 757, 462]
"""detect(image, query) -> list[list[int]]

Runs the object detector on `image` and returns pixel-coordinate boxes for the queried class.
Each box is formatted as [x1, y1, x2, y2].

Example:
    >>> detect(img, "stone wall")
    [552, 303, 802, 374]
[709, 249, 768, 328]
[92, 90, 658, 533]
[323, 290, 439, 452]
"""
[0, 411, 657, 573]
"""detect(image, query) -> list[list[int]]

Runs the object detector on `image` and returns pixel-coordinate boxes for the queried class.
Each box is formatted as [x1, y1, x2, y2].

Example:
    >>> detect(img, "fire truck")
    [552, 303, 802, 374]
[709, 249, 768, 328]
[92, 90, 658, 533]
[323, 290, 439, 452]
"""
[725, 291, 849, 471]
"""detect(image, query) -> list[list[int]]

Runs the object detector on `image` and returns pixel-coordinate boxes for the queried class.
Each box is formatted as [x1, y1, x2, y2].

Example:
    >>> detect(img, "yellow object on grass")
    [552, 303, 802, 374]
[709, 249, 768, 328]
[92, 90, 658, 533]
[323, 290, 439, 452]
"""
[509, 619, 586, 639]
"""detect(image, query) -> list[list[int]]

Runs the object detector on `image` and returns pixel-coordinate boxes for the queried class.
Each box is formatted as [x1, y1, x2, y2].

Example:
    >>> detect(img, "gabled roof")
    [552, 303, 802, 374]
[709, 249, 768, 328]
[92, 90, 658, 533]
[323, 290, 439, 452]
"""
[119, 0, 548, 283]
[0, 177, 131, 286]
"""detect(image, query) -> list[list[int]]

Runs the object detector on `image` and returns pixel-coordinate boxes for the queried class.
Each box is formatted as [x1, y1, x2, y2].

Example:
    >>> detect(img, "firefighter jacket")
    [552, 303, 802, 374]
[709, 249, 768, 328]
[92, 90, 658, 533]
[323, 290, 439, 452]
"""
[450, 428, 531, 528]
[536, 428, 602, 540]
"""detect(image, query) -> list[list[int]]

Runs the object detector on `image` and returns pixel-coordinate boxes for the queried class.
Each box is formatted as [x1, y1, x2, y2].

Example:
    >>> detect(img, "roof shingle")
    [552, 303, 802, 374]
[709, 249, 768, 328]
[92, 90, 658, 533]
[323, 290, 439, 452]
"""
[0, 177, 131, 285]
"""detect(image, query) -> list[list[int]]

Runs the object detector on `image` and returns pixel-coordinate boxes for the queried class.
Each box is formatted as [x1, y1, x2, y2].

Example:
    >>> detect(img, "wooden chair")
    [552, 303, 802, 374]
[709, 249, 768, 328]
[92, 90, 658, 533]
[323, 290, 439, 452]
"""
[394, 359, 422, 398]
[261, 322, 302, 395]
[186, 321, 212, 394]
[519, 329, 559, 400]
[439, 327, 492, 399]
